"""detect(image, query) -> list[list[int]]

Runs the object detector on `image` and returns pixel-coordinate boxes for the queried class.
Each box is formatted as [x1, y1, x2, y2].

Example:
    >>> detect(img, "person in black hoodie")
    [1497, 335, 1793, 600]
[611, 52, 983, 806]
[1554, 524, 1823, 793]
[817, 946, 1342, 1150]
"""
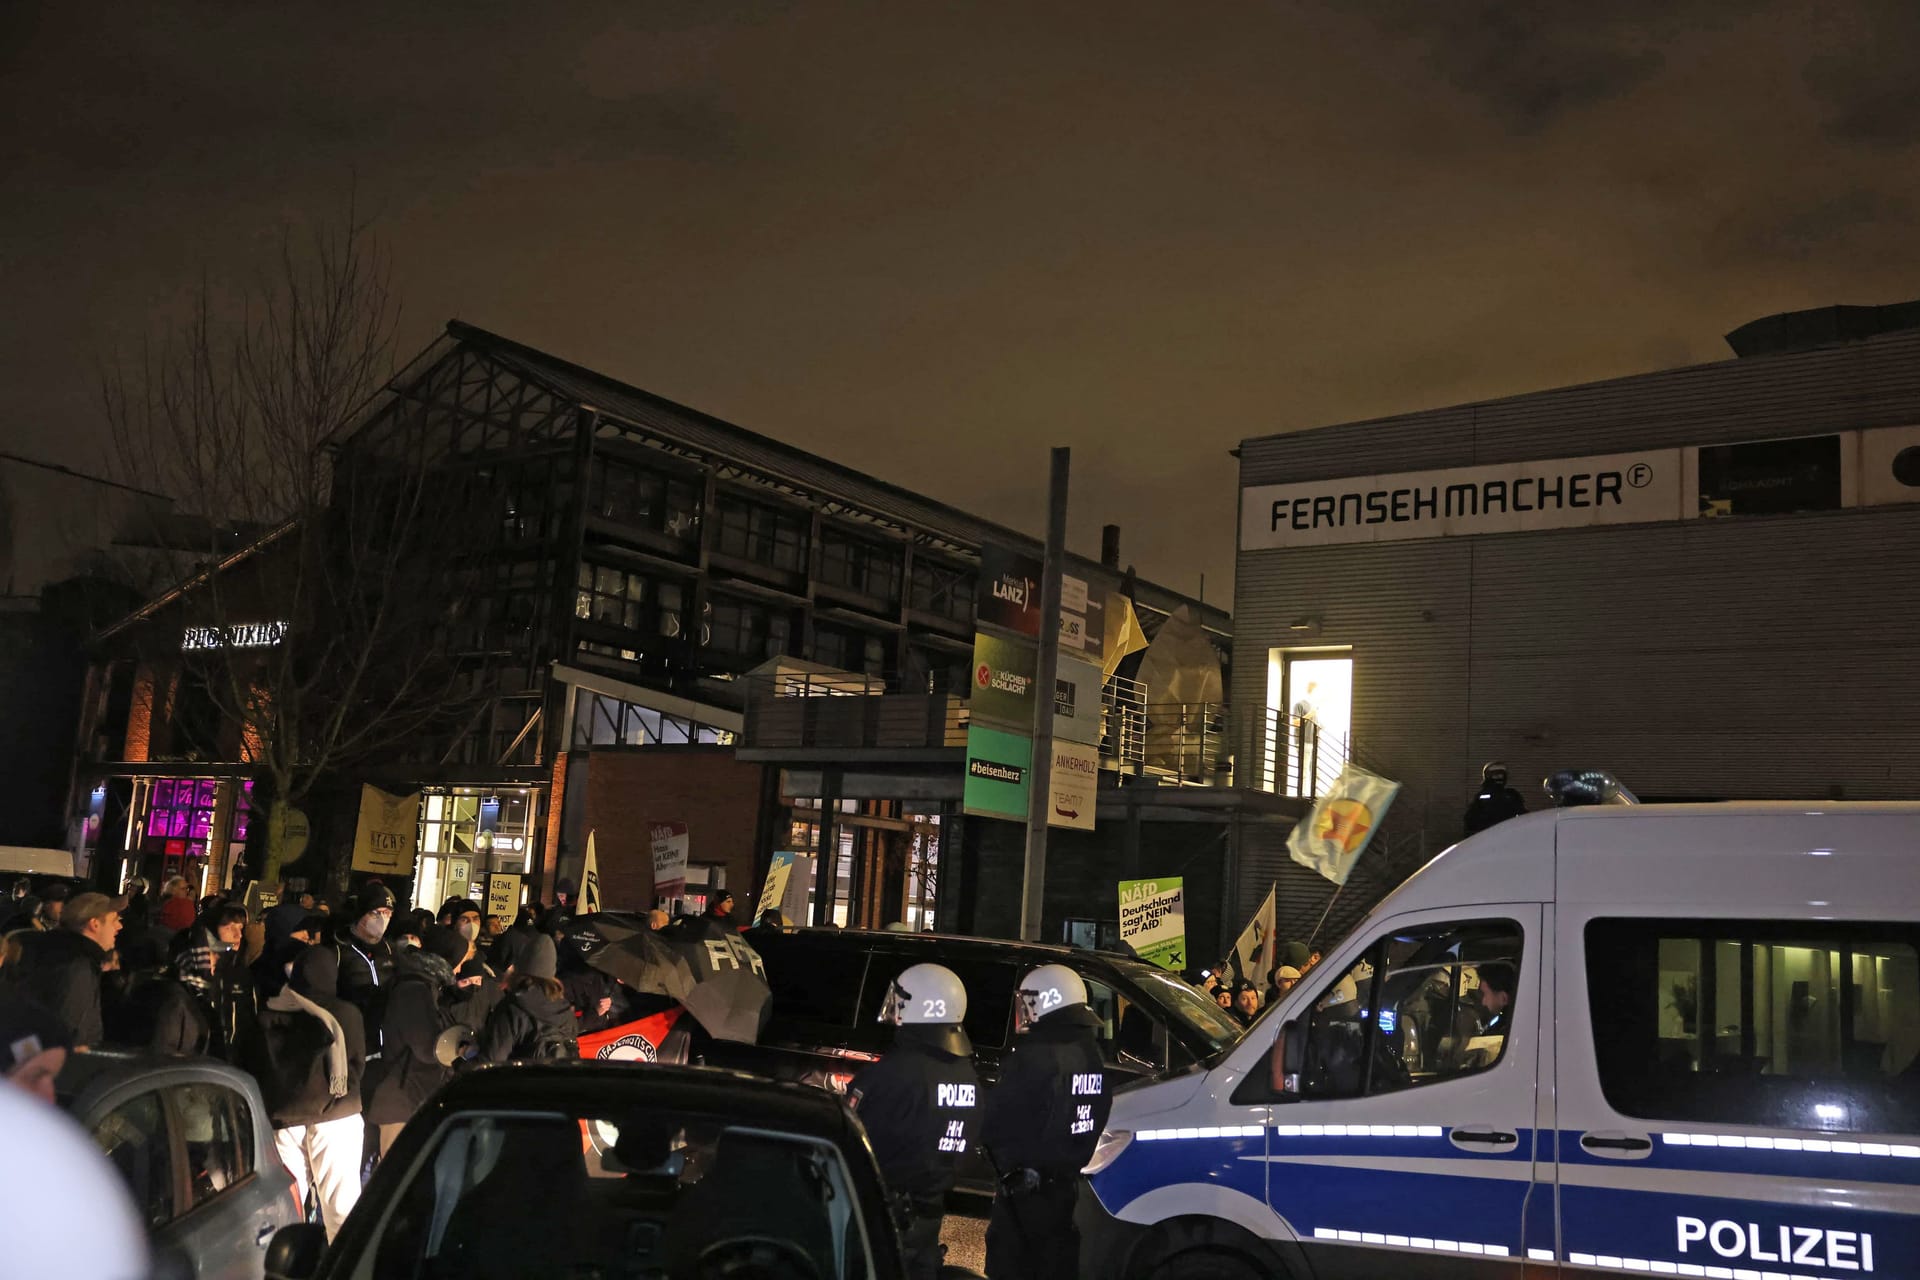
[980, 964, 1112, 1280]
[364, 924, 464, 1157]
[332, 884, 396, 1053]
[256, 946, 366, 1240]
[469, 934, 576, 1064]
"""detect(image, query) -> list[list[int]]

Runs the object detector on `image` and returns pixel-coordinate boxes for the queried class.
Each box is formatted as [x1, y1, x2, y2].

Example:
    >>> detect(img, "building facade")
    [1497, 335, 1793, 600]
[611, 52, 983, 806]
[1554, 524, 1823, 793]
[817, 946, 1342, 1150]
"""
[72, 321, 1234, 939]
[1231, 304, 1920, 938]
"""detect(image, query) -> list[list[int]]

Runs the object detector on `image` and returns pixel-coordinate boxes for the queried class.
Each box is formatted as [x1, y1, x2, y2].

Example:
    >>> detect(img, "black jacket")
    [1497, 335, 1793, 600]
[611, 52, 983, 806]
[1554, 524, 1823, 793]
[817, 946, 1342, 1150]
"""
[980, 1007, 1111, 1177]
[106, 972, 211, 1057]
[848, 1027, 980, 1205]
[332, 926, 395, 1050]
[472, 983, 577, 1064]
[255, 990, 367, 1128]
[364, 950, 457, 1125]
[10, 928, 107, 1047]
[1464, 785, 1527, 837]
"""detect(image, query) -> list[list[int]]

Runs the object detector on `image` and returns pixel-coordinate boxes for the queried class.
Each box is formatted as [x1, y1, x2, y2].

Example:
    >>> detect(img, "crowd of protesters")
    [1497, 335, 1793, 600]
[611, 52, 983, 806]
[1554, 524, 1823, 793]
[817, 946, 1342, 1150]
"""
[0, 869, 745, 1241]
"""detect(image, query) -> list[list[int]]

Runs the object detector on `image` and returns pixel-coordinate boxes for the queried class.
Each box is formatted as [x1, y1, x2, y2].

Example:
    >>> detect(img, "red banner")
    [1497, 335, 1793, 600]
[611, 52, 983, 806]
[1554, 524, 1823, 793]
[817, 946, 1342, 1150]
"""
[577, 1009, 684, 1063]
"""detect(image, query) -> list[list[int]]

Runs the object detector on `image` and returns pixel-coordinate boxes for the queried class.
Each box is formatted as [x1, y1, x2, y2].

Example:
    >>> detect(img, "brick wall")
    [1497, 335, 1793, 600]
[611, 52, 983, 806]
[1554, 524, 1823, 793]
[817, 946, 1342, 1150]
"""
[582, 748, 765, 912]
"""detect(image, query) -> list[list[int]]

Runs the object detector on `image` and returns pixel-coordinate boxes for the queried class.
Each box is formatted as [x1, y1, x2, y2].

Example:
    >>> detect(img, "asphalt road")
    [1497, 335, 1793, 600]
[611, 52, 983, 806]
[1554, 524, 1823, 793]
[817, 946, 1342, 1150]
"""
[941, 1201, 989, 1273]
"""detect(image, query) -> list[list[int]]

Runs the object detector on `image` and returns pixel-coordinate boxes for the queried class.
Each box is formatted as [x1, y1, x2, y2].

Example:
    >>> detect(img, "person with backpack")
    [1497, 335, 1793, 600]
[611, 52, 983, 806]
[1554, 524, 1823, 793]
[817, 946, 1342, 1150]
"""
[255, 946, 366, 1240]
[363, 925, 464, 1157]
[468, 934, 576, 1064]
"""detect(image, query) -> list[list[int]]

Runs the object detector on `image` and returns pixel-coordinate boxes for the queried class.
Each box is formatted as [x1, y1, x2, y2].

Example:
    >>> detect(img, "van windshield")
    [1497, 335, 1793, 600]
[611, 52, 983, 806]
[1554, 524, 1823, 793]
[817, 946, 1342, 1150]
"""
[1122, 964, 1244, 1059]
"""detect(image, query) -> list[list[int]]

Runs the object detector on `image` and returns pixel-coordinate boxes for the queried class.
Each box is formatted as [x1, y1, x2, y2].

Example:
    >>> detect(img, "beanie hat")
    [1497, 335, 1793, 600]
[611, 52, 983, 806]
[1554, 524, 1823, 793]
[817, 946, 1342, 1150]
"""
[438, 897, 482, 921]
[420, 924, 467, 968]
[353, 883, 396, 920]
[518, 934, 558, 981]
[1278, 941, 1311, 969]
[289, 945, 341, 999]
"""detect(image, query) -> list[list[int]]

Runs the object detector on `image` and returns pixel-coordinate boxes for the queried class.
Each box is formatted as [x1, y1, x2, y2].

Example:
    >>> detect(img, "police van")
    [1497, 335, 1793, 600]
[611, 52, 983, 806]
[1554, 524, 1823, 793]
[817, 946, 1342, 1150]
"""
[1079, 803, 1920, 1278]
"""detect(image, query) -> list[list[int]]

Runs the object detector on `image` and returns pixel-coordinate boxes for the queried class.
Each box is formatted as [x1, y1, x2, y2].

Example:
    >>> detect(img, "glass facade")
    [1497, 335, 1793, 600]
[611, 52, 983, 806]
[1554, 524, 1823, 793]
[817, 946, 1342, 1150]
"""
[572, 693, 734, 748]
[412, 787, 538, 913]
[128, 777, 253, 895]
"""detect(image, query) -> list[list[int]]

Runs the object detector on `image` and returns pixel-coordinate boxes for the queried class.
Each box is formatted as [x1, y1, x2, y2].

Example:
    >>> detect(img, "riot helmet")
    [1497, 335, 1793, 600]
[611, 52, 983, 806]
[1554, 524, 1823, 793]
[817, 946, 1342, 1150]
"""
[880, 962, 968, 1027]
[1481, 761, 1509, 788]
[1014, 963, 1088, 1033]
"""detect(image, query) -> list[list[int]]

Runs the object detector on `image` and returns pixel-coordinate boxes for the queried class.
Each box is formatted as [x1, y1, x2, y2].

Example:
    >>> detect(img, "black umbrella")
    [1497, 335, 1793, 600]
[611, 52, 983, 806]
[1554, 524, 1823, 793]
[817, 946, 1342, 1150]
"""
[585, 927, 697, 1001]
[668, 922, 773, 1043]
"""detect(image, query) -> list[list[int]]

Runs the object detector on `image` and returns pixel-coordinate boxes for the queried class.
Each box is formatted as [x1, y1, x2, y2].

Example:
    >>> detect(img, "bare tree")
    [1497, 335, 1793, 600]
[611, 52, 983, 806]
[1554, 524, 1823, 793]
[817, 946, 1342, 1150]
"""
[104, 207, 492, 888]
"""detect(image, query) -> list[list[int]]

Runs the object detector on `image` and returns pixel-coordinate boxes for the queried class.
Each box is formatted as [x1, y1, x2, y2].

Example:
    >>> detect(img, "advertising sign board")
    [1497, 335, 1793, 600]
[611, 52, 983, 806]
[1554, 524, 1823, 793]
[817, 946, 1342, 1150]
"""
[963, 725, 1032, 821]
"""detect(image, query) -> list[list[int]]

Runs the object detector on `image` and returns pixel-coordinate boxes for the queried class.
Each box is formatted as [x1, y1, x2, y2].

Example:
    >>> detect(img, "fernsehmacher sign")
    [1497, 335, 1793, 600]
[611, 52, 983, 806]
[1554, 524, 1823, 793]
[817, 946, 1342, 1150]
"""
[1241, 448, 1682, 550]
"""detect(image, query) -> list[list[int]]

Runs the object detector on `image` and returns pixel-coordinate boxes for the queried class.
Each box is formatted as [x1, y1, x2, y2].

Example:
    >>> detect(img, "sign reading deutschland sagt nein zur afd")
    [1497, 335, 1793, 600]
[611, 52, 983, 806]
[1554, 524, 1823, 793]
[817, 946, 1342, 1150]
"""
[964, 725, 1032, 821]
[1117, 877, 1186, 972]
[1240, 448, 1683, 550]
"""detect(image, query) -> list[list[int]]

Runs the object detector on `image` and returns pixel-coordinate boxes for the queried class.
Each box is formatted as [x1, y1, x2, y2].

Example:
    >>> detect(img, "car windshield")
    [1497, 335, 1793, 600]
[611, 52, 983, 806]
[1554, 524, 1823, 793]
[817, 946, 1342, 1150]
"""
[1121, 964, 1244, 1058]
[351, 1107, 878, 1280]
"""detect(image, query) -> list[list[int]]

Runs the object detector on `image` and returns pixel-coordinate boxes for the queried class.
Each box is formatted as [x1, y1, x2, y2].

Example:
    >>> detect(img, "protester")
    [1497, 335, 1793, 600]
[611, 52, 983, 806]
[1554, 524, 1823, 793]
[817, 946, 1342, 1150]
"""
[256, 946, 366, 1239]
[469, 934, 576, 1063]
[1213, 986, 1233, 1012]
[555, 922, 619, 1035]
[265, 877, 315, 952]
[646, 908, 670, 931]
[0, 990, 72, 1102]
[119, 877, 152, 930]
[107, 948, 212, 1057]
[848, 964, 978, 1280]
[1232, 981, 1262, 1027]
[157, 876, 198, 934]
[982, 965, 1111, 1280]
[479, 913, 506, 962]
[254, 914, 327, 1000]
[36, 882, 71, 929]
[695, 890, 736, 939]
[365, 925, 463, 1156]
[332, 883, 397, 1044]
[539, 878, 578, 935]
[175, 901, 260, 1061]
[8, 891, 121, 1047]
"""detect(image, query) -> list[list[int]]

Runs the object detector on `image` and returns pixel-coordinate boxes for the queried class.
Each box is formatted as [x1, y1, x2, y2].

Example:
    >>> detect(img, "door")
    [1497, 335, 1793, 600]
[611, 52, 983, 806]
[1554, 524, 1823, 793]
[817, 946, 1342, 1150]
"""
[1261, 905, 1542, 1277]
[161, 1080, 276, 1278]
[1556, 911, 1920, 1273]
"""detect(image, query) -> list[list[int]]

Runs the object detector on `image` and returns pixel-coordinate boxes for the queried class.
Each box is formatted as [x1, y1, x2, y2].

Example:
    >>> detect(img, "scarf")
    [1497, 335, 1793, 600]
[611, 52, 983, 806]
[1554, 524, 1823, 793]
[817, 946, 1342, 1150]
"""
[267, 985, 350, 1098]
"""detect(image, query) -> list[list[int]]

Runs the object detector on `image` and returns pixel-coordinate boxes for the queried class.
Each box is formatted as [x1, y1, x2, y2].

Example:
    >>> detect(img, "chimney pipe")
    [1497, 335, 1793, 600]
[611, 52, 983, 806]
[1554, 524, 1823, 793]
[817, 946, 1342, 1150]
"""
[1100, 524, 1121, 570]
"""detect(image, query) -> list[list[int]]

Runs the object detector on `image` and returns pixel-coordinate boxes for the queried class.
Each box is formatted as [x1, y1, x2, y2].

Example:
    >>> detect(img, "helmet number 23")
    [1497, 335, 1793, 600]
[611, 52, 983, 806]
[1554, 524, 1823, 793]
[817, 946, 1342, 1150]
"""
[1038, 988, 1063, 1010]
[922, 999, 948, 1018]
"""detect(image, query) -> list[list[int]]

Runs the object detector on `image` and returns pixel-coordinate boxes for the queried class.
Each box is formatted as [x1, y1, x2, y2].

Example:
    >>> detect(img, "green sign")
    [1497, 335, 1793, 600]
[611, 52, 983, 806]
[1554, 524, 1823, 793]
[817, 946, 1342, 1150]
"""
[963, 725, 1032, 821]
[970, 632, 1037, 729]
[1117, 877, 1187, 971]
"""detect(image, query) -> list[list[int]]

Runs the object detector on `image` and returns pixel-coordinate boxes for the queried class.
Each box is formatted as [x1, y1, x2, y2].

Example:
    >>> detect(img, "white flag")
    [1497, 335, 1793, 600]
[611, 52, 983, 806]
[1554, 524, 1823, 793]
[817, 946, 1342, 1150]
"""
[580, 830, 603, 915]
[1226, 883, 1278, 987]
[1287, 765, 1401, 885]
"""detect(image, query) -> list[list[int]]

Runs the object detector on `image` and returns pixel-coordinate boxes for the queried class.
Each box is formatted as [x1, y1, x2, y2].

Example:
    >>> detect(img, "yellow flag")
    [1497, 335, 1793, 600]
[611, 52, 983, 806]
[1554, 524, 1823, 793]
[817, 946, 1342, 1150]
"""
[1287, 766, 1401, 885]
[581, 830, 603, 914]
[1101, 593, 1149, 678]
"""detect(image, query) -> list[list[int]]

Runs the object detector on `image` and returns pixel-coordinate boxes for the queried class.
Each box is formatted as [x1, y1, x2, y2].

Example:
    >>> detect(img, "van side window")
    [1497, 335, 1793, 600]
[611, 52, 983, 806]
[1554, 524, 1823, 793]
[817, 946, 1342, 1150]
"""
[1085, 978, 1167, 1071]
[1299, 921, 1523, 1101]
[1585, 918, 1920, 1133]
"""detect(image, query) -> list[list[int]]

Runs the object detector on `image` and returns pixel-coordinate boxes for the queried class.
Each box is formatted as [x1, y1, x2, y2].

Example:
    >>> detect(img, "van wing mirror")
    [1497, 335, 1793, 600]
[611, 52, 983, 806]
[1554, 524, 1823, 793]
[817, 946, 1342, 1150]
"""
[1269, 1019, 1306, 1096]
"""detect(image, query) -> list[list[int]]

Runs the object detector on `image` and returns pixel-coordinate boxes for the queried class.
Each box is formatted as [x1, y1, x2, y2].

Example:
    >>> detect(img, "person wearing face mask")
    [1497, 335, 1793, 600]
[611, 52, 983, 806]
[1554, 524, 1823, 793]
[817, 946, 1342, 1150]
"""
[438, 898, 501, 1029]
[332, 883, 397, 1056]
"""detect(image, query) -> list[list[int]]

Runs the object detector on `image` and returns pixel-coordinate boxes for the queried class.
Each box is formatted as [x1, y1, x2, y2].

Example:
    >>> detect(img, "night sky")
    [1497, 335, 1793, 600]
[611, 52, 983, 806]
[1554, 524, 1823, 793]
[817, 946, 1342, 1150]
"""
[6, 2, 1918, 600]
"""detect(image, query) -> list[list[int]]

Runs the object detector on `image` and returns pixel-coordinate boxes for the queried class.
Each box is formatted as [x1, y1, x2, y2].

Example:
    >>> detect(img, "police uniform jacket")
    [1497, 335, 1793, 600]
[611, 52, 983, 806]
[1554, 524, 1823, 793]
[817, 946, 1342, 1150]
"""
[980, 1005, 1111, 1178]
[849, 1025, 979, 1205]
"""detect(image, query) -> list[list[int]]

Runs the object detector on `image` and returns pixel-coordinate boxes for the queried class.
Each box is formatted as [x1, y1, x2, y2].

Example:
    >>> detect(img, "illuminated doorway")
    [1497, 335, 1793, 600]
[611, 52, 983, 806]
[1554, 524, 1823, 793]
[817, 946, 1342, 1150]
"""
[1266, 650, 1352, 796]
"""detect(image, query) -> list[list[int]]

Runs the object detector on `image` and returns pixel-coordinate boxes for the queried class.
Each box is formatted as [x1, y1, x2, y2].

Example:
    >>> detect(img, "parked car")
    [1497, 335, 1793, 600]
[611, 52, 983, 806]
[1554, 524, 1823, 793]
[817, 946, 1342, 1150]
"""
[265, 1061, 959, 1280]
[691, 928, 1245, 1191]
[58, 1050, 303, 1280]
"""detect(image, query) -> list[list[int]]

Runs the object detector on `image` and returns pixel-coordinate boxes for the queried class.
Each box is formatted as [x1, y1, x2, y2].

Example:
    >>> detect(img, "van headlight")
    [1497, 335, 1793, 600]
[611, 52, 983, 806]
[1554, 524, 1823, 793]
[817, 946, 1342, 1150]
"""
[1082, 1128, 1132, 1176]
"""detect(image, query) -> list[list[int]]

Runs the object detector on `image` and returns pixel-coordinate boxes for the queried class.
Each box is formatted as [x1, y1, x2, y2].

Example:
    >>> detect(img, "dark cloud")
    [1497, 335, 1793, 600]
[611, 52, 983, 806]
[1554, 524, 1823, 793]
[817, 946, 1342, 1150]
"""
[3, 1, 1918, 602]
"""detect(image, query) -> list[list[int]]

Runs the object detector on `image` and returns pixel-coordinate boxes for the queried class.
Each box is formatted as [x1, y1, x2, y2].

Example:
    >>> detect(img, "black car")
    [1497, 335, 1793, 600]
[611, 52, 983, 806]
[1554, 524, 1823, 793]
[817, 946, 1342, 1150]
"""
[695, 928, 1245, 1189]
[267, 1062, 931, 1280]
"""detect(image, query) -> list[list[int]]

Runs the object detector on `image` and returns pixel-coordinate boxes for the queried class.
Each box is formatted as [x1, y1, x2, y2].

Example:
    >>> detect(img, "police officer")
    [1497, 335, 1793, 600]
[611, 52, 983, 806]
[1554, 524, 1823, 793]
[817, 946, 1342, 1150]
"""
[847, 963, 979, 1280]
[1463, 760, 1527, 837]
[980, 964, 1111, 1280]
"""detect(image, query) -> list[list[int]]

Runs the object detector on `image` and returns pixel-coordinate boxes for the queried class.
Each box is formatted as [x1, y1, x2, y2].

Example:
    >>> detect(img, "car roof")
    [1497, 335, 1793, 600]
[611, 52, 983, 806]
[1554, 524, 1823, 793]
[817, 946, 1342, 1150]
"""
[56, 1050, 262, 1113]
[422, 1061, 861, 1134]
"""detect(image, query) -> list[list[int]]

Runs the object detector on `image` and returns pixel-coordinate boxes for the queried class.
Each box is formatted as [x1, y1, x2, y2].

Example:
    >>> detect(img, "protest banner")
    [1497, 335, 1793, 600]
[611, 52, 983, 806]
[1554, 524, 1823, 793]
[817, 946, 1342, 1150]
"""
[1117, 877, 1186, 971]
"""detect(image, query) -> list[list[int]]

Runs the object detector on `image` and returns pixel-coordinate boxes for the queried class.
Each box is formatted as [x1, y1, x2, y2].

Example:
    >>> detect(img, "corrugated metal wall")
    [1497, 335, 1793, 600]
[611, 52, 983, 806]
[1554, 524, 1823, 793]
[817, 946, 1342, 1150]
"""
[1232, 328, 1920, 942]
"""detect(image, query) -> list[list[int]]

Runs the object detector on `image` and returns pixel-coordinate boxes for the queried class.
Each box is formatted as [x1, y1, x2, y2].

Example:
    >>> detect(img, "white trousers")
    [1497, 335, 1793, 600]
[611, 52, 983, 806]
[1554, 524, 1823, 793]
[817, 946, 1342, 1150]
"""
[275, 1114, 364, 1239]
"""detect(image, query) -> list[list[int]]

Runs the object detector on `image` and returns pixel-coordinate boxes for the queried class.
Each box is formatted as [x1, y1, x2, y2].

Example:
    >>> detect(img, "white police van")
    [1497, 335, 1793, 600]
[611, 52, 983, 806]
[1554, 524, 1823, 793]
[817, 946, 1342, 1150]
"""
[1080, 803, 1920, 1278]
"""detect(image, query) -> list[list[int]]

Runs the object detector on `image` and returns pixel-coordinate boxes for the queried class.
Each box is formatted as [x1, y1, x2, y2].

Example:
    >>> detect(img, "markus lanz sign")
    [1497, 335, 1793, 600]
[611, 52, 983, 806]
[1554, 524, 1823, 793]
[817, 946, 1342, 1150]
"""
[1241, 449, 1682, 550]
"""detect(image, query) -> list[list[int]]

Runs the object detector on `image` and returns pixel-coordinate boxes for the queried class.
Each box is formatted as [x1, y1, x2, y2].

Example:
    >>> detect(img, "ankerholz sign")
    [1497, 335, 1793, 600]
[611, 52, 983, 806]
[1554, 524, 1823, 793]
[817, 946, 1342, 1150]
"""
[1241, 448, 1682, 549]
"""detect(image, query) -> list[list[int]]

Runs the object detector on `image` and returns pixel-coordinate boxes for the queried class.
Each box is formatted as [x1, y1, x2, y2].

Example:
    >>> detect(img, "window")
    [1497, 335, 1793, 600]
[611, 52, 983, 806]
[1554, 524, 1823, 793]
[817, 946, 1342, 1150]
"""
[170, 1083, 251, 1209]
[576, 562, 648, 631]
[761, 942, 870, 1029]
[908, 559, 975, 624]
[1086, 977, 1167, 1071]
[706, 596, 789, 661]
[1291, 920, 1522, 1100]
[90, 1093, 175, 1229]
[589, 457, 701, 546]
[713, 493, 808, 572]
[812, 623, 885, 675]
[1586, 918, 1920, 1133]
[818, 528, 902, 600]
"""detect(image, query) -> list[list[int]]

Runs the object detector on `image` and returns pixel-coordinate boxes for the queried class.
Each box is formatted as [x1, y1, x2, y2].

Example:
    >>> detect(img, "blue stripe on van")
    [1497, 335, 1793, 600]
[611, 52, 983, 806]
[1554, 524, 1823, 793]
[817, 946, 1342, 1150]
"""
[1554, 1129, 1920, 1185]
